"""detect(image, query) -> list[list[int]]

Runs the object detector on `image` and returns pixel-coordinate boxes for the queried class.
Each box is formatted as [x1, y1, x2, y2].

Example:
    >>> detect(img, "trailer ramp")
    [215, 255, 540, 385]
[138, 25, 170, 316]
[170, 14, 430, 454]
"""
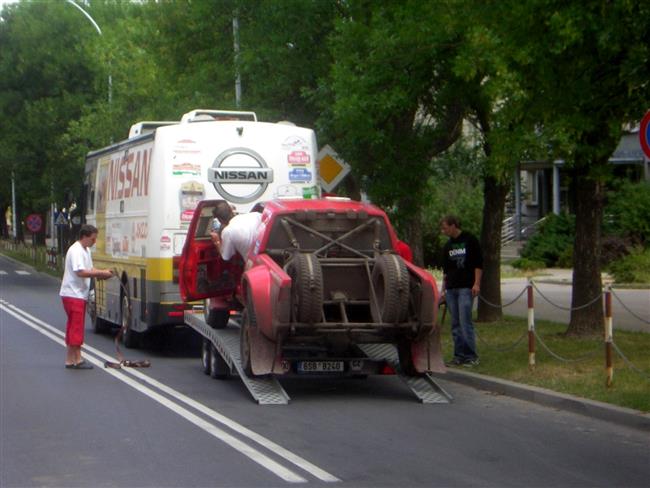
[185, 311, 290, 405]
[359, 344, 453, 404]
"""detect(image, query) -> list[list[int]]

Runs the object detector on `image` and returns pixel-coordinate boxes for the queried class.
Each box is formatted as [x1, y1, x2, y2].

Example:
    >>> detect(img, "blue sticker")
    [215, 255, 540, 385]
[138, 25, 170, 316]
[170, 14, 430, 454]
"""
[289, 167, 312, 182]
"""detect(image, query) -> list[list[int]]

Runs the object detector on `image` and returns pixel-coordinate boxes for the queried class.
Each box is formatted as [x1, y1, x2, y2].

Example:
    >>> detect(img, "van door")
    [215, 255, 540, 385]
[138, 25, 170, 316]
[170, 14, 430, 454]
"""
[179, 200, 244, 302]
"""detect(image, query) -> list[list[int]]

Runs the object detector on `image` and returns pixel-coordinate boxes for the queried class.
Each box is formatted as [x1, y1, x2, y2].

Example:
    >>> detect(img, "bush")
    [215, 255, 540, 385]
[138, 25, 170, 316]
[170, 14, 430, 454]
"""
[511, 257, 546, 271]
[604, 181, 650, 245]
[520, 213, 575, 267]
[600, 235, 633, 267]
[607, 247, 650, 284]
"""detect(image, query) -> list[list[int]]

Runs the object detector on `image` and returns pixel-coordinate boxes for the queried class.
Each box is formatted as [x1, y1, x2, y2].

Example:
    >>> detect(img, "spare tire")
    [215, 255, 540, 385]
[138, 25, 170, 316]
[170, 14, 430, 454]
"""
[287, 253, 323, 324]
[370, 253, 409, 323]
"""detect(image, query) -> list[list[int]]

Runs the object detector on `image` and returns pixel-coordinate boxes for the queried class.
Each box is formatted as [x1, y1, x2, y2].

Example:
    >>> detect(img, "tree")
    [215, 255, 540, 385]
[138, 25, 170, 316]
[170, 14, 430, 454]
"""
[317, 1, 468, 264]
[496, 0, 650, 335]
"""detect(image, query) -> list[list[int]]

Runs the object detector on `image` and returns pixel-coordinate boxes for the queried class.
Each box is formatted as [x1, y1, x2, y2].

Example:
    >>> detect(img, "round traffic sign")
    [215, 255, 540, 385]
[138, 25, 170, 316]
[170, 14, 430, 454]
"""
[640, 110, 650, 159]
[26, 213, 43, 233]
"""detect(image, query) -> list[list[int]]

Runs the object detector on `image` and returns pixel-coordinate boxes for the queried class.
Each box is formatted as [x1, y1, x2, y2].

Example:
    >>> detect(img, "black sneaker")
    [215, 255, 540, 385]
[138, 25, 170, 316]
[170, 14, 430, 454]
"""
[445, 357, 464, 366]
[463, 358, 480, 367]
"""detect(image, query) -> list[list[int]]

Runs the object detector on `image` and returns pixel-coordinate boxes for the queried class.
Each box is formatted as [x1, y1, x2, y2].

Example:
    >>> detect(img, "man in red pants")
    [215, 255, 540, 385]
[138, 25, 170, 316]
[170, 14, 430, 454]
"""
[59, 224, 113, 369]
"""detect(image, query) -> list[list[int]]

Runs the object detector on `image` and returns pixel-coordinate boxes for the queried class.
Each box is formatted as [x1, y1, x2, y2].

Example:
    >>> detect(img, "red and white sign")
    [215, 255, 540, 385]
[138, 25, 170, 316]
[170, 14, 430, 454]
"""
[640, 110, 650, 159]
[26, 214, 43, 233]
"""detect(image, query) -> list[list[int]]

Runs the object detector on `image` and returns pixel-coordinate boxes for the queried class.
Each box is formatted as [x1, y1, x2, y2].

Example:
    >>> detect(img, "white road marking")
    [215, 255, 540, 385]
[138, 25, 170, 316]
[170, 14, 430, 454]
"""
[0, 271, 7, 275]
[15, 270, 30, 275]
[0, 299, 341, 483]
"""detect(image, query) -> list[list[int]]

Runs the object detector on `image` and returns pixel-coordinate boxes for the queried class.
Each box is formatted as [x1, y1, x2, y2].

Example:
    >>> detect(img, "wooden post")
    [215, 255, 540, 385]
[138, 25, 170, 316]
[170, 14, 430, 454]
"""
[527, 278, 535, 370]
[604, 285, 614, 387]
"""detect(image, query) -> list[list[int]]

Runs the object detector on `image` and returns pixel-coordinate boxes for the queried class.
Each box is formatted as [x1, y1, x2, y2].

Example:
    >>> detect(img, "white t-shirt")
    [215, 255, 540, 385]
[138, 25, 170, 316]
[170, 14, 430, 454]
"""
[59, 240, 93, 299]
[220, 212, 262, 261]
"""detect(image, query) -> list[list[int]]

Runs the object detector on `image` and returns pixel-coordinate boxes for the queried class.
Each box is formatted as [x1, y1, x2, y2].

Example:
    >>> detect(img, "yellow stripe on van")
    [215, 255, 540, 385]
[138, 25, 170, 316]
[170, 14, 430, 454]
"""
[146, 257, 175, 282]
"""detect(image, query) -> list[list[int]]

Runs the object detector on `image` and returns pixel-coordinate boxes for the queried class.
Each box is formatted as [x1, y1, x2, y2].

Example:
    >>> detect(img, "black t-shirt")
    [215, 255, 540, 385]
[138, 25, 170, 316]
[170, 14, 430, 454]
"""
[442, 231, 483, 289]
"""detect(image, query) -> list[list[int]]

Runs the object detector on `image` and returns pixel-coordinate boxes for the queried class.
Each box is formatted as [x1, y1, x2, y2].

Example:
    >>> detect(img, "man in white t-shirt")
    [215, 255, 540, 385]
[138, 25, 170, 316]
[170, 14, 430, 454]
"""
[209, 201, 262, 261]
[59, 224, 113, 370]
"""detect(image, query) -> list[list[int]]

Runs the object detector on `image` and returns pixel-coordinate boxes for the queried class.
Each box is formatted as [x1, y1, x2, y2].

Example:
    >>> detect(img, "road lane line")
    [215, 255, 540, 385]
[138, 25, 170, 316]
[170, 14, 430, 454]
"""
[15, 270, 30, 275]
[0, 302, 307, 484]
[0, 299, 341, 483]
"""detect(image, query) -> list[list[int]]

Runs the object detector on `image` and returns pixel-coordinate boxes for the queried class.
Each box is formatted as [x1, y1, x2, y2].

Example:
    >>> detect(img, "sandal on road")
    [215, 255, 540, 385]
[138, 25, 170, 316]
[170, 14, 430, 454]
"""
[65, 361, 94, 370]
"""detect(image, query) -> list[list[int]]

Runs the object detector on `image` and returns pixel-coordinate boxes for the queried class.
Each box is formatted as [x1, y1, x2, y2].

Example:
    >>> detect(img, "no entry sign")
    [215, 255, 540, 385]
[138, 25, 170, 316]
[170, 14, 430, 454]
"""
[640, 110, 650, 159]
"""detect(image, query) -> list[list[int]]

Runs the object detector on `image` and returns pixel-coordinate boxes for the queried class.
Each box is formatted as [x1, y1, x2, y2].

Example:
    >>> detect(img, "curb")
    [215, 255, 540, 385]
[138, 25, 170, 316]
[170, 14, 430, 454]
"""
[434, 369, 650, 432]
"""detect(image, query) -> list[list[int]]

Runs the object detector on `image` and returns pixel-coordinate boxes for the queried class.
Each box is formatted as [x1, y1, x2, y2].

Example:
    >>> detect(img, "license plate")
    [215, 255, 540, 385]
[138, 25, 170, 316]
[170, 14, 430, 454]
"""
[297, 361, 344, 373]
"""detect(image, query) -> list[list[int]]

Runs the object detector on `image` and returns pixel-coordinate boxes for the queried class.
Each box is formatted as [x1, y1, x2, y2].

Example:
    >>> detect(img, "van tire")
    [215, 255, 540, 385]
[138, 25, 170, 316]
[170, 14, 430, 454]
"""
[121, 292, 139, 349]
[287, 253, 323, 324]
[370, 254, 409, 323]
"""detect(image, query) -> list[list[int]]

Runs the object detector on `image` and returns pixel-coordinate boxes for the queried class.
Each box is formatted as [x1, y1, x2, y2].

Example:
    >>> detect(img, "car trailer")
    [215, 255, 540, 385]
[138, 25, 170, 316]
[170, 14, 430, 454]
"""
[185, 309, 453, 405]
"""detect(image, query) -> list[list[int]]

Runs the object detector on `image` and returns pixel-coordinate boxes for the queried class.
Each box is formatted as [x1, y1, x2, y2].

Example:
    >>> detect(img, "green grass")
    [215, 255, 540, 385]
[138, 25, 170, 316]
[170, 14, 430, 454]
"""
[441, 315, 650, 412]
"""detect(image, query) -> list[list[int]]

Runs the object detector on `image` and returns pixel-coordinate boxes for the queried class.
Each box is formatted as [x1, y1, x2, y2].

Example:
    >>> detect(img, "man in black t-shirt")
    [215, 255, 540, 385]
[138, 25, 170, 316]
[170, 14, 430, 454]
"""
[440, 215, 483, 367]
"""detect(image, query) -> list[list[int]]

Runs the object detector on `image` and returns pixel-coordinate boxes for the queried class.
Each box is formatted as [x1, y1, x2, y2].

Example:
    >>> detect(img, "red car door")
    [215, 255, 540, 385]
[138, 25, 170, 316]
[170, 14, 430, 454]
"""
[179, 199, 244, 302]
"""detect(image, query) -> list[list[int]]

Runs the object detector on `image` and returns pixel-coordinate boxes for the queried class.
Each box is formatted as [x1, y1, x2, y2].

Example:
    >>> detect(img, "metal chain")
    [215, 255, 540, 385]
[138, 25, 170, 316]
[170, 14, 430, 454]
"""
[475, 328, 528, 352]
[531, 281, 602, 311]
[478, 285, 528, 309]
[611, 341, 650, 382]
[532, 329, 601, 363]
[610, 289, 650, 325]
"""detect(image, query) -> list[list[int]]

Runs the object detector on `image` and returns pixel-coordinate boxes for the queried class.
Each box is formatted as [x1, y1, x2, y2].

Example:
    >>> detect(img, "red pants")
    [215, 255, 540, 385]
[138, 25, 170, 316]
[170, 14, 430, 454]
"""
[62, 297, 87, 346]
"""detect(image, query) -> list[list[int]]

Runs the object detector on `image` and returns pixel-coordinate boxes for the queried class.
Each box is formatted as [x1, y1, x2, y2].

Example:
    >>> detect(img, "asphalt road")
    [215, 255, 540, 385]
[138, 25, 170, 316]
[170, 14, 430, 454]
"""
[499, 276, 650, 333]
[1, 255, 649, 487]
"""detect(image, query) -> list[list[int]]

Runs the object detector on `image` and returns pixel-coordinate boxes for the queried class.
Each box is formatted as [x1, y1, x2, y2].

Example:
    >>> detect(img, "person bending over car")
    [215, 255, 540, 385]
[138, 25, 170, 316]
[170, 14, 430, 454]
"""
[210, 201, 262, 261]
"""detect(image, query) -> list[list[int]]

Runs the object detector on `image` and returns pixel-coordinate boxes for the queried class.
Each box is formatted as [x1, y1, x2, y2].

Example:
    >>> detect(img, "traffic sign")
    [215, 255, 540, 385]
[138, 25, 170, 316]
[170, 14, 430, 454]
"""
[26, 214, 43, 233]
[640, 110, 650, 159]
[55, 212, 67, 226]
[317, 145, 351, 192]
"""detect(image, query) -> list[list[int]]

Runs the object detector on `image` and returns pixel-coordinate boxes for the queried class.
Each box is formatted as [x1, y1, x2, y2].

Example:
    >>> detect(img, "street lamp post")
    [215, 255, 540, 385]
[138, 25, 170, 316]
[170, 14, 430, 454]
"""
[65, 0, 112, 104]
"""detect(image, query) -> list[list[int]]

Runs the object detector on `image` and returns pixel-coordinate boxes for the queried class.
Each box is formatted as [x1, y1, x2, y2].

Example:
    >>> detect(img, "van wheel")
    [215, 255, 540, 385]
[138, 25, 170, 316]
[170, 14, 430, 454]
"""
[201, 339, 211, 375]
[207, 307, 230, 329]
[210, 344, 229, 379]
[287, 253, 323, 323]
[89, 289, 109, 334]
[240, 306, 255, 377]
[370, 253, 409, 323]
[121, 293, 139, 349]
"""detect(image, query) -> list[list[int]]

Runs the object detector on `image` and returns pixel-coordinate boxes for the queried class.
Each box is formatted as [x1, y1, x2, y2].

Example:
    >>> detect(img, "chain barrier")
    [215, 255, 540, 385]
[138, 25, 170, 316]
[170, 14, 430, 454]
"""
[465, 280, 648, 385]
[531, 281, 603, 311]
[611, 341, 650, 382]
[531, 329, 601, 363]
[610, 288, 650, 325]
[478, 286, 528, 308]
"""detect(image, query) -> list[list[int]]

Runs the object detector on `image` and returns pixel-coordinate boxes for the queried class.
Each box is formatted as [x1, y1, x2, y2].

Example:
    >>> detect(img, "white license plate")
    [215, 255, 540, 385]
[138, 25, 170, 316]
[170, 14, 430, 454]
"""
[297, 361, 344, 373]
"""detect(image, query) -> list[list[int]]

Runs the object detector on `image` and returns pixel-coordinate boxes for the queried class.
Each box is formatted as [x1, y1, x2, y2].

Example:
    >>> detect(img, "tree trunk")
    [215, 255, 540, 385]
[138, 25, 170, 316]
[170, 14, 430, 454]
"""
[476, 175, 510, 322]
[405, 206, 424, 267]
[567, 172, 604, 336]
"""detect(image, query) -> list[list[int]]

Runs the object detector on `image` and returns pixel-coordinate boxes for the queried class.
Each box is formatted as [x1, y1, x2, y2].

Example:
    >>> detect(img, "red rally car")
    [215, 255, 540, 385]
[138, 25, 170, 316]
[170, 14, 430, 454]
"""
[179, 198, 445, 377]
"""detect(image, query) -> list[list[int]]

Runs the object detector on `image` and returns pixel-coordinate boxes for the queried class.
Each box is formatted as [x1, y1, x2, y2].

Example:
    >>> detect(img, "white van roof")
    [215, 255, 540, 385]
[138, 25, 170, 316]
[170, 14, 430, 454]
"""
[180, 109, 257, 123]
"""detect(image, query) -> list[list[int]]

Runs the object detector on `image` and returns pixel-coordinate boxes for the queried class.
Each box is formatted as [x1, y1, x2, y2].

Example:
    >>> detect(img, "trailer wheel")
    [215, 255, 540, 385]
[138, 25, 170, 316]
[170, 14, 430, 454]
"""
[370, 254, 409, 323]
[210, 344, 229, 379]
[240, 305, 255, 376]
[206, 307, 230, 329]
[121, 292, 139, 349]
[287, 253, 323, 323]
[397, 340, 418, 376]
[201, 339, 211, 375]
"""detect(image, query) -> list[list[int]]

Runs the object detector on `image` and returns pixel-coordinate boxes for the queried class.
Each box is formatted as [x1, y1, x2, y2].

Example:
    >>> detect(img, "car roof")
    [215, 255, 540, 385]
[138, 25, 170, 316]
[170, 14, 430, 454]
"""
[264, 198, 387, 217]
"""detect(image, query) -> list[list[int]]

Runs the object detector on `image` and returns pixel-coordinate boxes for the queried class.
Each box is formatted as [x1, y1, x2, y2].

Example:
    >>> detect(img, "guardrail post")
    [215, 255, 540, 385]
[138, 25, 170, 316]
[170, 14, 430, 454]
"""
[604, 285, 614, 387]
[527, 278, 535, 369]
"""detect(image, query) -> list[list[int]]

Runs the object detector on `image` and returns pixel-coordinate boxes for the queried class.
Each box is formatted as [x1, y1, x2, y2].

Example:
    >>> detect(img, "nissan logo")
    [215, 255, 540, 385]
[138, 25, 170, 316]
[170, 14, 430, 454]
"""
[208, 148, 274, 204]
